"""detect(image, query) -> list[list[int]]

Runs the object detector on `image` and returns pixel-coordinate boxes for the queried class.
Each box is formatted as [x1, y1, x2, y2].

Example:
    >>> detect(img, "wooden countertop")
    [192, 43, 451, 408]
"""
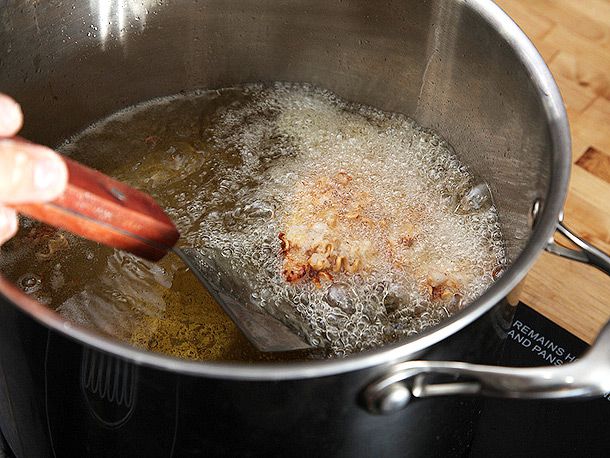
[496, 0, 610, 344]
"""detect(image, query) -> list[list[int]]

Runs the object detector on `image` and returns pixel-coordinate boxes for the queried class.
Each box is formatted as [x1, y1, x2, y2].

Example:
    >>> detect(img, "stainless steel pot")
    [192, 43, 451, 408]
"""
[0, 0, 609, 456]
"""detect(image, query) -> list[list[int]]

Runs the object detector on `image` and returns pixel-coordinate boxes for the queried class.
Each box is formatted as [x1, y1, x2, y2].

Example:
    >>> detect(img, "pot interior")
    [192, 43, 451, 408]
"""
[0, 0, 567, 366]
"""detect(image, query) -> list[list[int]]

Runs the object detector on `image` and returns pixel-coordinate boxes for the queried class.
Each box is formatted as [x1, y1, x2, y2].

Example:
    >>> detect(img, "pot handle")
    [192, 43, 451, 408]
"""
[363, 318, 610, 414]
[545, 221, 610, 275]
[363, 222, 610, 415]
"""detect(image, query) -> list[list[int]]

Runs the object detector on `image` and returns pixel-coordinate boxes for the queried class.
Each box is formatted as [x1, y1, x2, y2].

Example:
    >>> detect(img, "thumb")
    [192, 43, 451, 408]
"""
[0, 139, 68, 204]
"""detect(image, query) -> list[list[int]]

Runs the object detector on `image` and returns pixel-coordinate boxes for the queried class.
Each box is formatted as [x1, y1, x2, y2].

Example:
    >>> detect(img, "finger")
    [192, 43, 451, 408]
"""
[0, 94, 23, 137]
[0, 139, 68, 203]
[0, 206, 18, 245]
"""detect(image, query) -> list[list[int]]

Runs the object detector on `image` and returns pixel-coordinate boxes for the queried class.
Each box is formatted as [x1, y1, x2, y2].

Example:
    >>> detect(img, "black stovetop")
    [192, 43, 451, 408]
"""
[2, 303, 608, 457]
[468, 304, 609, 457]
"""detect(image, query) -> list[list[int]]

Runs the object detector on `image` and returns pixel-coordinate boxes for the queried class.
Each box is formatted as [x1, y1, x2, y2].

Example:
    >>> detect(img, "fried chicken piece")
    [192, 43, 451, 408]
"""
[277, 170, 476, 313]
[279, 171, 399, 286]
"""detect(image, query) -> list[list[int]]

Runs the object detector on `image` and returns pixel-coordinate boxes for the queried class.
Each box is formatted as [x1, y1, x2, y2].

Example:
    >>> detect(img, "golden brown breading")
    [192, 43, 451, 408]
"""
[278, 171, 468, 306]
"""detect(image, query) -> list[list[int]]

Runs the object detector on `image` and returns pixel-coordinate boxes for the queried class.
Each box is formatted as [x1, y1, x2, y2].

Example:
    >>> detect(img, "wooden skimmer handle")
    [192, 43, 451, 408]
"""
[12, 157, 180, 261]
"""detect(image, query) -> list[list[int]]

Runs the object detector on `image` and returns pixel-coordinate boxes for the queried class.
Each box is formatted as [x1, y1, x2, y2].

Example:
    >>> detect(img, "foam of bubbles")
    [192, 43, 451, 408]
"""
[165, 83, 506, 355]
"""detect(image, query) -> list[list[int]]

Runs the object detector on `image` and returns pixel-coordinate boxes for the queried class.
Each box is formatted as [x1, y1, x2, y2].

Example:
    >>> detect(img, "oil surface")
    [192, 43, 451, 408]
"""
[0, 83, 506, 360]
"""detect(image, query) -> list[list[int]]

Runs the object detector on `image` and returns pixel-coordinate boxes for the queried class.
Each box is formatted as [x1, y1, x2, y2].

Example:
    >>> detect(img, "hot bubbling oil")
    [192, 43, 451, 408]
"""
[0, 83, 506, 360]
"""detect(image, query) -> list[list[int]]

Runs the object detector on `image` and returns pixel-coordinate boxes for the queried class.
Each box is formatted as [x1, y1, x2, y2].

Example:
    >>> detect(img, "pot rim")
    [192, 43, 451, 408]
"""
[0, 0, 571, 381]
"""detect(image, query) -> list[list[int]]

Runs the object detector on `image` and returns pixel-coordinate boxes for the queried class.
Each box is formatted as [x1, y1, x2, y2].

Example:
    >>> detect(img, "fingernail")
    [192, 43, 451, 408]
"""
[0, 208, 17, 242]
[34, 156, 65, 192]
[0, 97, 22, 133]
[8, 209, 18, 234]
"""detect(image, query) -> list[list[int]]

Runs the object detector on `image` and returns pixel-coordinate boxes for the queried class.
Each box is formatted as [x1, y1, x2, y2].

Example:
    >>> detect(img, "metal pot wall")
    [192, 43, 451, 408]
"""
[0, 1, 608, 456]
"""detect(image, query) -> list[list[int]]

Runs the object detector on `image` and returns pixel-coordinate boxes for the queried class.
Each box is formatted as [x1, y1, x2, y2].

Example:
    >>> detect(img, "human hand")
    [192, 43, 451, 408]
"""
[0, 93, 68, 245]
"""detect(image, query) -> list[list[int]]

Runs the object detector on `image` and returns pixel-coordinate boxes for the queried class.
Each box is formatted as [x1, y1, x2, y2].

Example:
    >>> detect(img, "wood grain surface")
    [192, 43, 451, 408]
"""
[496, 0, 610, 343]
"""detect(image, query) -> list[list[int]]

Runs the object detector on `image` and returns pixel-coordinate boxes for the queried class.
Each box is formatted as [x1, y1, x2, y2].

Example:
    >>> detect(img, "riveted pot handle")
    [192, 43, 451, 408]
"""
[363, 318, 610, 414]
